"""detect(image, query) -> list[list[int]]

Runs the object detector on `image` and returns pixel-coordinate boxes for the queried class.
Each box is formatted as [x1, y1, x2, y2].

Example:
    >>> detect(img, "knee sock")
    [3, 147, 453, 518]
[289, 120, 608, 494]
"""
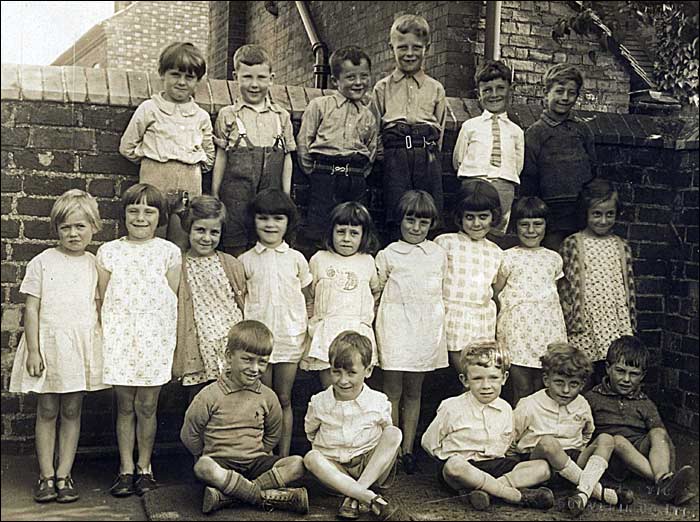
[476, 470, 521, 504]
[577, 455, 609, 502]
[253, 467, 285, 490]
[222, 470, 262, 505]
[557, 457, 618, 505]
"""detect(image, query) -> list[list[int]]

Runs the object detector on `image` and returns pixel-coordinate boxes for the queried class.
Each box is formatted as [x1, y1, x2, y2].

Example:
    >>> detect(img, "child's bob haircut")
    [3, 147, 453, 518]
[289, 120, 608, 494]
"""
[543, 63, 583, 93]
[390, 14, 431, 45]
[454, 179, 503, 230]
[459, 339, 510, 376]
[226, 320, 274, 357]
[397, 190, 440, 229]
[330, 46, 372, 79]
[512, 196, 549, 222]
[50, 189, 103, 236]
[329, 331, 373, 371]
[250, 189, 299, 239]
[323, 201, 379, 254]
[158, 42, 206, 80]
[475, 60, 512, 86]
[577, 178, 622, 229]
[606, 335, 649, 371]
[121, 183, 169, 227]
[180, 195, 227, 234]
[540, 342, 592, 380]
[233, 44, 272, 72]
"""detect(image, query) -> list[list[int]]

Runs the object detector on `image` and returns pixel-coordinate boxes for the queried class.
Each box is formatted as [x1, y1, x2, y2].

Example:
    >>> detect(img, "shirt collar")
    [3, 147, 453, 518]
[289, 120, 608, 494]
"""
[331, 90, 361, 110]
[466, 390, 507, 412]
[391, 239, 437, 255]
[231, 95, 281, 114]
[534, 389, 576, 414]
[540, 109, 577, 127]
[253, 241, 290, 254]
[323, 383, 374, 408]
[593, 378, 647, 400]
[218, 371, 262, 395]
[152, 92, 199, 116]
[481, 109, 509, 121]
[390, 68, 427, 87]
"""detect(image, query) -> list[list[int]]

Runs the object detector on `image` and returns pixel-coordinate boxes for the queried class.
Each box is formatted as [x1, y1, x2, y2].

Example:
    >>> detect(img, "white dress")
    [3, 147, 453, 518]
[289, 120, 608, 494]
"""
[375, 240, 448, 371]
[10, 249, 109, 394]
[97, 237, 181, 386]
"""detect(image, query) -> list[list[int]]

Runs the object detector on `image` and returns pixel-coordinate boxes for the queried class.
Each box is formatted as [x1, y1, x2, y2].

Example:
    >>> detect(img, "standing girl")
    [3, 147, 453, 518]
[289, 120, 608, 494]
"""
[375, 190, 447, 474]
[172, 195, 246, 400]
[238, 189, 312, 457]
[10, 190, 109, 503]
[96, 184, 182, 498]
[119, 42, 215, 250]
[302, 202, 381, 389]
[494, 197, 568, 406]
[559, 179, 636, 386]
[435, 179, 503, 371]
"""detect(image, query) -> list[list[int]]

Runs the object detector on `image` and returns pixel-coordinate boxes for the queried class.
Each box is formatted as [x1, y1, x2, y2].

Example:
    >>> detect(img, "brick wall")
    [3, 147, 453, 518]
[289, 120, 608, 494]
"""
[1, 64, 697, 453]
[208, 1, 248, 80]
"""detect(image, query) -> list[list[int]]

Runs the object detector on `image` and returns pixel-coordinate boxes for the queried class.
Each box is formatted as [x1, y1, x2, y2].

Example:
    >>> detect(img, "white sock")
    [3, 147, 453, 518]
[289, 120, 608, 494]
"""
[578, 455, 608, 499]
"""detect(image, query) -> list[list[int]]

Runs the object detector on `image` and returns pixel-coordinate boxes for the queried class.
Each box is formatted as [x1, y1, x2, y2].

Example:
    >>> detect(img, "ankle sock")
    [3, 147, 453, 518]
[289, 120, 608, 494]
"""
[557, 457, 583, 485]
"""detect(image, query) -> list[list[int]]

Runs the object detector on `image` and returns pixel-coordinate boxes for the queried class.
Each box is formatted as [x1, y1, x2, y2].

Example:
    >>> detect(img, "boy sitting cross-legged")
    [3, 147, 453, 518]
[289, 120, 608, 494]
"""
[180, 320, 308, 515]
[585, 336, 696, 506]
[421, 340, 555, 511]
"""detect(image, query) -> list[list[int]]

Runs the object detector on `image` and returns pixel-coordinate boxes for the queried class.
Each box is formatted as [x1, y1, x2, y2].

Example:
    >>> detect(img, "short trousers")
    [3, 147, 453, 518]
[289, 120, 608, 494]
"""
[210, 454, 283, 480]
[437, 456, 520, 491]
[326, 445, 397, 491]
[517, 448, 581, 464]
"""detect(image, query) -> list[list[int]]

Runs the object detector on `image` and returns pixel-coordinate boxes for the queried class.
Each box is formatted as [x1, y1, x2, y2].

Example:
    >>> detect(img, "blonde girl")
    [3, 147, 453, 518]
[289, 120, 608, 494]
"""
[10, 189, 109, 503]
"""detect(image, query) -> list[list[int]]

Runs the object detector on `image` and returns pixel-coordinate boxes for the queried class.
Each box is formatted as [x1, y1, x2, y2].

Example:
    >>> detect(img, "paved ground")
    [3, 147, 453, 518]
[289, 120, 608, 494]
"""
[2, 427, 698, 521]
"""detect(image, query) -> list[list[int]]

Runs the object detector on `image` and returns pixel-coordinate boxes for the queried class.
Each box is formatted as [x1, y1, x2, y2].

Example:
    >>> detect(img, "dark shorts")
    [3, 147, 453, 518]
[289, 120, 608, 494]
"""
[211, 454, 283, 480]
[437, 456, 520, 491]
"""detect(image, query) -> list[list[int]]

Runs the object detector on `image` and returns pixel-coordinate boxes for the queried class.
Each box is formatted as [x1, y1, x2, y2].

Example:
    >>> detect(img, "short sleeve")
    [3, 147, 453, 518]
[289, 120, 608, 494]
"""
[552, 251, 565, 281]
[213, 106, 234, 148]
[498, 251, 512, 282]
[367, 255, 380, 293]
[95, 242, 114, 273]
[19, 255, 43, 298]
[165, 242, 182, 270]
[295, 251, 313, 288]
[280, 110, 297, 152]
[375, 249, 390, 291]
[643, 399, 666, 431]
[379, 395, 393, 428]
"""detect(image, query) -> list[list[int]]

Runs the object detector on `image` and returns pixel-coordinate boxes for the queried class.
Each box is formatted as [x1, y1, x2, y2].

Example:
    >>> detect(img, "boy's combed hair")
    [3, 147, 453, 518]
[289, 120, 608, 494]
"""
[249, 188, 299, 238]
[330, 46, 372, 79]
[577, 178, 622, 228]
[606, 335, 649, 371]
[50, 189, 103, 235]
[390, 13, 431, 45]
[512, 196, 549, 222]
[459, 339, 510, 376]
[180, 195, 227, 234]
[543, 63, 583, 93]
[397, 190, 439, 229]
[540, 342, 592, 380]
[226, 320, 274, 357]
[233, 44, 272, 72]
[329, 330, 372, 370]
[158, 42, 206, 80]
[121, 183, 169, 227]
[323, 201, 379, 254]
[475, 60, 512, 86]
[454, 179, 503, 229]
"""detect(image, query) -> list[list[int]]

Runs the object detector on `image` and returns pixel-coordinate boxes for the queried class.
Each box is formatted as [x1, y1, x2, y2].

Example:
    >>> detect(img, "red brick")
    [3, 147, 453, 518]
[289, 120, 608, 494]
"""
[1, 263, 18, 283]
[14, 103, 77, 126]
[79, 154, 138, 175]
[16, 197, 55, 217]
[23, 176, 85, 197]
[82, 106, 134, 131]
[97, 200, 123, 220]
[0, 195, 12, 215]
[9, 242, 47, 263]
[1, 127, 29, 148]
[1, 219, 19, 239]
[28, 128, 95, 151]
[96, 132, 122, 152]
[88, 178, 117, 198]
[22, 220, 53, 240]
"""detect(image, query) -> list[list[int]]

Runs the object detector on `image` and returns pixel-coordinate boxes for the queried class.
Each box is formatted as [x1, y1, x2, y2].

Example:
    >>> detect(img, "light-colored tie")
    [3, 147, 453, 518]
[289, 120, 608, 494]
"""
[491, 114, 502, 167]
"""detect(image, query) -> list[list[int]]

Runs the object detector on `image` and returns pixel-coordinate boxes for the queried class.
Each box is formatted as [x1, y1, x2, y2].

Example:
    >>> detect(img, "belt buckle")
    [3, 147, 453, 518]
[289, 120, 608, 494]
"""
[405, 135, 413, 149]
[332, 164, 349, 176]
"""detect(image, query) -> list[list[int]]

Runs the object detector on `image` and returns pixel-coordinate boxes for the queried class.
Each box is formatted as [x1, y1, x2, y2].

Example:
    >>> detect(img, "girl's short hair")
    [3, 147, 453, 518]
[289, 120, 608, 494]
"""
[249, 189, 298, 239]
[233, 44, 272, 72]
[323, 201, 379, 254]
[454, 179, 503, 230]
[330, 46, 372, 79]
[544, 63, 583, 93]
[158, 42, 206, 80]
[390, 14, 431, 45]
[512, 196, 549, 222]
[180, 195, 227, 234]
[475, 60, 512, 86]
[329, 331, 373, 370]
[459, 339, 510, 376]
[540, 343, 592, 380]
[50, 189, 103, 235]
[121, 183, 169, 227]
[577, 178, 622, 228]
[226, 320, 273, 357]
[606, 335, 649, 371]
[396, 190, 440, 229]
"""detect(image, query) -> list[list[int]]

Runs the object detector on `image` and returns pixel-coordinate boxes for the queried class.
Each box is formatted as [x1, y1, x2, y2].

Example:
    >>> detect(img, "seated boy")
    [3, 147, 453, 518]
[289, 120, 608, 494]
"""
[511, 343, 633, 516]
[421, 340, 555, 511]
[303, 331, 411, 521]
[585, 335, 696, 505]
[180, 320, 308, 515]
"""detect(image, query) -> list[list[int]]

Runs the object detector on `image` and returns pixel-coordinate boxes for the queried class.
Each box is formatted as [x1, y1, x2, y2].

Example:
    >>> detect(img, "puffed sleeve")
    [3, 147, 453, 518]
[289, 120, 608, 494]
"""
[296, 251, 313, 288]
[304, 394, 321, 443]
[19, 255, 43, 298]
[375, 248, 391, 293]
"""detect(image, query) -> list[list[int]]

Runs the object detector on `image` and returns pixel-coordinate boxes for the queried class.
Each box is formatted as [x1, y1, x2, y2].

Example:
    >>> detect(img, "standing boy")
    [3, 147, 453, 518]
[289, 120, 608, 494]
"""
[371, 14, 446, 237]
[453, 60, 524, 236]
[212, 44, 296, 256]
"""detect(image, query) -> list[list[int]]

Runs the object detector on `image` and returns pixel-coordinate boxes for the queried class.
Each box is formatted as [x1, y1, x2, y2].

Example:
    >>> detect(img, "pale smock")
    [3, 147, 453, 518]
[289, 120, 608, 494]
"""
[434, 232, 503, 352]
[302, 251, 380, 370]
[97, 237, 181, 386]
[238, 242, 312, 364]
[375, 239, 448, 371]
[496, 246, 568, 368]
[10, 249, 109, 394]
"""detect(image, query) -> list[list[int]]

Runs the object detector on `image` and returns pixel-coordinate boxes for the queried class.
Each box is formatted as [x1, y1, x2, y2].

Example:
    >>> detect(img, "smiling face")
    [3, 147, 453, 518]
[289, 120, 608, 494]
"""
[226, 348, 269, 388]
[545, 80, 579, 119]
[390, 31, 427, 75]
[585, 198, 617, 238]
[236, 62, 273, 107]
[460, 364, 508, 405]
[330, 351, 372, 401]
[125, 202, 159, 242]
[400, 214, 432, 245]
[543, 372, 585, 406]
[517, 217, 546, 249]
[161, 69, 198, 104]
[188, 217, 223, 257]
[606, 360, 645, 398]
[460, 210, 493, 241]
[57, 209, 95, 256]
[335, 59, 371, 102]
[333, 224, 363, 256]
[255, 213, 288, 249]
[478, 77, 510, 115]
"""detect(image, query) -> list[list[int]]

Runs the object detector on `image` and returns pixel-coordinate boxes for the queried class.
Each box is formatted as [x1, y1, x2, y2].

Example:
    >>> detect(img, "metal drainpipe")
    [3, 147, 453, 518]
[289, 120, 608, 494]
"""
[484, 1, 502, 61]
[295, 1, 329, 89]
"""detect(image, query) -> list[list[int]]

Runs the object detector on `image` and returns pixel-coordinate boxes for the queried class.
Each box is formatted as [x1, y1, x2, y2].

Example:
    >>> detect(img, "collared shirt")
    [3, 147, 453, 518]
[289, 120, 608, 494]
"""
[213, 97, 296, 151]
[371, 69, 447, 147]
[119, 93, 215, 170]
[421, 392, 513, 462]
[304, 384, 392, 463]
[512, 389, 594, 455]
[453, 110, 524, 184]
[180, 372, 282, 463]
[297, 91, 377, 174]
[584, 378, 665, 444]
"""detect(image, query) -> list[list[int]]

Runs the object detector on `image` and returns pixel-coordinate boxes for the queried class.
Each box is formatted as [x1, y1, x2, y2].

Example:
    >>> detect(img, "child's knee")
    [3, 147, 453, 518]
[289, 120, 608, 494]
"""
[134, 397, 158, 418]
[277, 392, 292, 409]
[443, 456, 476, 484]
[535, 435, 559, 456]
[37, 399, 60, 421]
[594, 433, 615, 451]
[531, 460, 552, 482]
[649, 427, 670, 445]
[60, 401, 82, 421]
[303, 450, 325, 471]
[284, 455, 306, 477]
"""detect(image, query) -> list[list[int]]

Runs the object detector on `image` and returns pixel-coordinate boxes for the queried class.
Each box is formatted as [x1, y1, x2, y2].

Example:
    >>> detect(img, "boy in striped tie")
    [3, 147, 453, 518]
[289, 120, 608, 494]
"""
[453, 60, 524, 237]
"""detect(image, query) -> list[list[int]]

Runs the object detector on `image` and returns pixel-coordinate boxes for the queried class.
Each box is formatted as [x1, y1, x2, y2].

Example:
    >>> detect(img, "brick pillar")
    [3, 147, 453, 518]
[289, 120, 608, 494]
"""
[209, 1, 248, 80]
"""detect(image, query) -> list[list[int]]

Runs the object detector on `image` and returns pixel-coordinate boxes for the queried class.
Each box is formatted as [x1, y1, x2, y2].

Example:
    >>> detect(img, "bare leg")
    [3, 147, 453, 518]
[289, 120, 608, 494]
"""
[442, 455, 521, 503]
[400, 372, 425, 455]
[271, 455, 306, 484]
[35, 394, 60, 479]
[272, 363, 299, 457]
[134, 386, 162, 472]
[356, 426, 402, 488]
[648, 428, 673, 481]
[114, 386, 137, 474]
[499, 460, 551, 488]
[382, 371, 403, 428]
[55, 392, 84, 478]
[304, 452, 378, 505]
[612, 435, 654, 480]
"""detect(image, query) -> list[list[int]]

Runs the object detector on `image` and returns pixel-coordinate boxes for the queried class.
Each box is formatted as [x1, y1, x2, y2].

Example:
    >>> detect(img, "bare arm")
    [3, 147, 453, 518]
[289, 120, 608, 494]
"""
[96, 265, 112, 323]
[166, 263, 181, 295]
[24, 295, 43, 377]
[281, 153, 293, 195]
[211, 147, 227, 198]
